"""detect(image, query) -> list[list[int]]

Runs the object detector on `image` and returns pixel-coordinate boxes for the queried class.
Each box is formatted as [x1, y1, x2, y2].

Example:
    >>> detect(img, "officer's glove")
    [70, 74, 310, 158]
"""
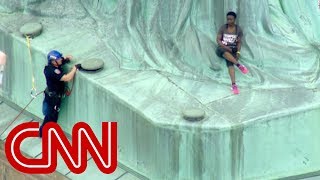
[75, 64, 82, 70]
[61, 57, 70, 65]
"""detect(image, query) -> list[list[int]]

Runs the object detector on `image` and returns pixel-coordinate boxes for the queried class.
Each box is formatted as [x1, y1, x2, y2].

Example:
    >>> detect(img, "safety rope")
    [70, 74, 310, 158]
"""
[0, 78, 75, 136]
[26, 35, 37, 98]
[0, 35, 78, 137]
[0, 91, 43, 137]
[0, 72, 76, 136]
[0, 37, 78, 136]
[65, 78, 75, 97]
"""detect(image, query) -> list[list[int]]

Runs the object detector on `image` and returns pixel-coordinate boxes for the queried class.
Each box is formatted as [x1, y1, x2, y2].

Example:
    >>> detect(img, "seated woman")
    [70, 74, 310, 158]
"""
[216, 11, 248, 94]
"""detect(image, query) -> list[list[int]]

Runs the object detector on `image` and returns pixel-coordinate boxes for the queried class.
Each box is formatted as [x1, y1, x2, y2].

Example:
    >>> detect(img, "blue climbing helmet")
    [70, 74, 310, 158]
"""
[47, 50, 63, 64]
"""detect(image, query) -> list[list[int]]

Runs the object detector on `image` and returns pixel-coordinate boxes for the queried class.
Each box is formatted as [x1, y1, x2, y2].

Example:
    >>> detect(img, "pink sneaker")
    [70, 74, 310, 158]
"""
[238, 64, 248, 74]
[231, 84, 239, 94]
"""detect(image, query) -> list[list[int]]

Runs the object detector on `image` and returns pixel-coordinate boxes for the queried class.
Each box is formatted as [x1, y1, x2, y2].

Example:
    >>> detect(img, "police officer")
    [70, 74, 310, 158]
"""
[39, 50, 81, 137]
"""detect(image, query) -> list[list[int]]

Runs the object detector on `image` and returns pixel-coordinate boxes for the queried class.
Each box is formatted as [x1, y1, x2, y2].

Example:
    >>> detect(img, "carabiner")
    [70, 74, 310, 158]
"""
[30, 88, 37, 98]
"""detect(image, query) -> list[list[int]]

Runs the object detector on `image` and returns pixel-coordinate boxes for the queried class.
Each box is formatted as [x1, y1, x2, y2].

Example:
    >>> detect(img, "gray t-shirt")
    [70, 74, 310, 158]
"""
[218, 24, 243, 47]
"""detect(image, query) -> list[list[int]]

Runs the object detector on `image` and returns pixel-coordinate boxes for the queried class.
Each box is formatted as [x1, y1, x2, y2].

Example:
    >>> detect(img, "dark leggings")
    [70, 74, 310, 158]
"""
[39, 94, 61, 137]
[216, 46, 237, 67]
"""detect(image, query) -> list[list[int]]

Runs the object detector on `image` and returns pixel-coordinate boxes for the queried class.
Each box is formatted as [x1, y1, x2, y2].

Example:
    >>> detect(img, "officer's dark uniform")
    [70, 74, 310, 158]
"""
[39, 59, 69, 137]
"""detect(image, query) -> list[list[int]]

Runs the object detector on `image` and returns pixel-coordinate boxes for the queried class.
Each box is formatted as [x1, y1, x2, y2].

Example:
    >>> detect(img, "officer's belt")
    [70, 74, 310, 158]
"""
[44, 88, 62, 98]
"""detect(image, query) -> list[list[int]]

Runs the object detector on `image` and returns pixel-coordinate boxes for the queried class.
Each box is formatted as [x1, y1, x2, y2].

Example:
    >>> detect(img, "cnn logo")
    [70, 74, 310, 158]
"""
[5, 122, 117, 174]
